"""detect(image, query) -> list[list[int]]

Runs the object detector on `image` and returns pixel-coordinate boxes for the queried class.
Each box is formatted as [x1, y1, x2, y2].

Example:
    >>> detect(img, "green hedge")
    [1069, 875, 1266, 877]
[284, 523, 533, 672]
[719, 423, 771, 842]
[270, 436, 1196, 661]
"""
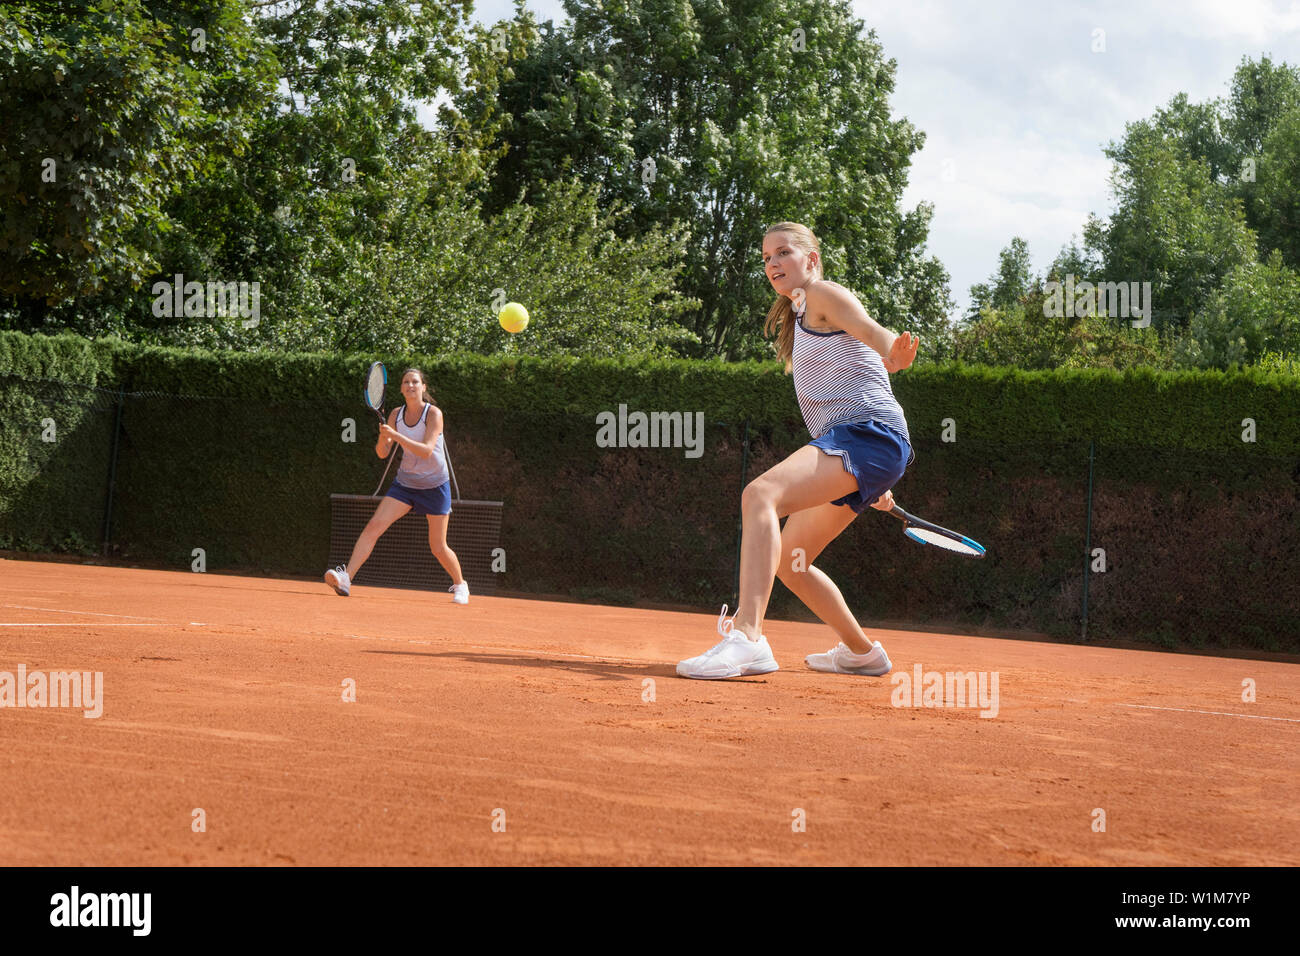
[5, 332, 1298, 449]
[2, 331, 1297, 652]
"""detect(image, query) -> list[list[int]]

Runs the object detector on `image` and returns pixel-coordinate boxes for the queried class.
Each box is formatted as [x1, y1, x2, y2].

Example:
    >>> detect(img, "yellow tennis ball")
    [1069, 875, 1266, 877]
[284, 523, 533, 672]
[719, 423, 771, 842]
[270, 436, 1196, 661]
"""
[499, 302, 529, 333]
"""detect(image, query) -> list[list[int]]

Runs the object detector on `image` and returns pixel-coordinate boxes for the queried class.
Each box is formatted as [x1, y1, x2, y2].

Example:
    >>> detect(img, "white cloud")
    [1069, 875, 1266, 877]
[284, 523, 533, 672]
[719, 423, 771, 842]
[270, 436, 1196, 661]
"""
[1120, 0, 1300, 44]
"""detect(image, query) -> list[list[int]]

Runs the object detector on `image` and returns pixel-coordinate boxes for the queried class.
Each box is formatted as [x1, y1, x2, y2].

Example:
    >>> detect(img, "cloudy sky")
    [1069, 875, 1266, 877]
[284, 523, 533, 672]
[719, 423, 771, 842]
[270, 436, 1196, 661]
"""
[424, 1, 1300, 320]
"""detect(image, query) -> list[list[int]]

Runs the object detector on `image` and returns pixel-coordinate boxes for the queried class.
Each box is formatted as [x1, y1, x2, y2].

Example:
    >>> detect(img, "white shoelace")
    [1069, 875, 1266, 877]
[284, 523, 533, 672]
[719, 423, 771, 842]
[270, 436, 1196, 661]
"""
[699, 604, 745, 657]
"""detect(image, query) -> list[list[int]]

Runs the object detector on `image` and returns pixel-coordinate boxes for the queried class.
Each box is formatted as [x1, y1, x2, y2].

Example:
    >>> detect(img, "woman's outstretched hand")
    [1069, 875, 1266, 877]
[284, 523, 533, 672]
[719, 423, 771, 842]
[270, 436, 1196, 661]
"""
[883, 332, 920, 373]
[870, 489, 896, 512]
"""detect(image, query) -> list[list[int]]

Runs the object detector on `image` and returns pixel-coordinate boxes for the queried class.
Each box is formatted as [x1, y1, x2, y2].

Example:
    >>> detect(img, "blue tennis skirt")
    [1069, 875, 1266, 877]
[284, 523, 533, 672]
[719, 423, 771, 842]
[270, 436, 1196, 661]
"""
[809, 420, 913, 514]
[385, 479, 452, 516]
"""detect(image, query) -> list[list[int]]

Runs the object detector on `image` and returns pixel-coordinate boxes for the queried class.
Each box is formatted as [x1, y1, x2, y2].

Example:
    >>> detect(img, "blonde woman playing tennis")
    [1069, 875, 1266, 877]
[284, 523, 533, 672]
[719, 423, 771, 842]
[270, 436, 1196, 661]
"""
[677, 222, 919, 679]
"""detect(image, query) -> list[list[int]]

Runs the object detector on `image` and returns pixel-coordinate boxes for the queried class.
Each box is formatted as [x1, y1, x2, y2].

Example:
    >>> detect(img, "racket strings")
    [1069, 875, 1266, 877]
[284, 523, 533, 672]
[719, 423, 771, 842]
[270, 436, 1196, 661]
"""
[905, 526, 984, 556]
[365, 367, 385, 409]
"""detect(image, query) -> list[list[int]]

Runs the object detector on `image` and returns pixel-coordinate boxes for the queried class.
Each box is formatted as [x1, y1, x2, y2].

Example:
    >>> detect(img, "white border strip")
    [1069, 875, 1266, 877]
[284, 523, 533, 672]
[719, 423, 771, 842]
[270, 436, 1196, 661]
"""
[1122, 703, 1300, 724]
[0, 623, 168, 628]
[3, 604, 162, 621]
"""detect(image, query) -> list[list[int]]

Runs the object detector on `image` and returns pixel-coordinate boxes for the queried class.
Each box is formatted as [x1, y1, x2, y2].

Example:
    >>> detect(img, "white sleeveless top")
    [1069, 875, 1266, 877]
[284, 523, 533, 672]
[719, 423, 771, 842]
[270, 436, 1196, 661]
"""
[791, 299, 912, 452]
[394, 403, 449, 489]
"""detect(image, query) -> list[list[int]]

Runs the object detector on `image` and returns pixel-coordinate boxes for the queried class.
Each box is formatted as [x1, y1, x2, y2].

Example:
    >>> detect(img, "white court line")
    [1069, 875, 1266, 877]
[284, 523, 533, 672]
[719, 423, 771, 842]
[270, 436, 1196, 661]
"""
[3, 604, 162, 622]
[1121, 703, 1300, 724]
[0, 623, 169, 628]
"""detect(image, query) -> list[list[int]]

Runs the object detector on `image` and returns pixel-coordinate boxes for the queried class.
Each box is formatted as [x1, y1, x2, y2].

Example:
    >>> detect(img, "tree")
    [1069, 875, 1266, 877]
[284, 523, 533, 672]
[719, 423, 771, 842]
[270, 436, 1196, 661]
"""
[1145, 92, 1233, 184]
[953, 230, 1175, 370]
[1222, 55, 1300, 160]
[1176, 251, 1300, 368]
[1047, 233, 1101, 284]
[1085, 121, 1256, 330]
[471, 0, 952, 359]
[956, 56, 1300, 372]
[143, 0, 510, 347]
[952, 296, 1173, 371]
[405, 178, 699, 358]
[966, 237, 1033, 321]
[2, 0, 537, 347]
[1223, 56, 1300, 250]
[0, 0, 276, 318]
[1251, 109, 1300, 270]
[143, 139, 699, 357]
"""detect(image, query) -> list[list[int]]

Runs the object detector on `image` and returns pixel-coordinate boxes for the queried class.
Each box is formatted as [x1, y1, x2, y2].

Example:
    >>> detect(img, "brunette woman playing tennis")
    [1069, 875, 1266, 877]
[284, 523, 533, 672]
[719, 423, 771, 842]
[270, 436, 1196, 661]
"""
[325, 368, 469, 604]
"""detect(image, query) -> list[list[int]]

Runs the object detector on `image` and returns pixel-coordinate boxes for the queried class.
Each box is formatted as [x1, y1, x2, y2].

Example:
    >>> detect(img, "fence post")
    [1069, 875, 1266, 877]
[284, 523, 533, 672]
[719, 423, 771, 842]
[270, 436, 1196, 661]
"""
[732, 419, 751, 605]
[101, 387, 125, 555]
[1081, 439, 1095, 641]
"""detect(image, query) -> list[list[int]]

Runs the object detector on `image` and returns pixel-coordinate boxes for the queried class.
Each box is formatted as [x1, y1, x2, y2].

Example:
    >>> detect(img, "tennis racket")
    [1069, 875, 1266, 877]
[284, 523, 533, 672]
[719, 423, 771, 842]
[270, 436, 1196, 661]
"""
[888, 505, 985, 558]
[363, 361, 387, 424]
[363, 362, 399, 496]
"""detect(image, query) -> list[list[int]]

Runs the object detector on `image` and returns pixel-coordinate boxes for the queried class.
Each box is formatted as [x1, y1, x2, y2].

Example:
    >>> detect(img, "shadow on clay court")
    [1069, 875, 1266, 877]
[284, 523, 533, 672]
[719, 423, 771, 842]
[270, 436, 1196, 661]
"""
[364, 648, 678, 682]
[183, 578, 334, 598]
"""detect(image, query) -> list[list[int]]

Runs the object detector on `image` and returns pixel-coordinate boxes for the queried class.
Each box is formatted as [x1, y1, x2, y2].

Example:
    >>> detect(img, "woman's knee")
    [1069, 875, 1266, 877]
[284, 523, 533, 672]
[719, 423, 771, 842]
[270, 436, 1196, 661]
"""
[741, 478, 778, 515]
[365, 502, 406, 535]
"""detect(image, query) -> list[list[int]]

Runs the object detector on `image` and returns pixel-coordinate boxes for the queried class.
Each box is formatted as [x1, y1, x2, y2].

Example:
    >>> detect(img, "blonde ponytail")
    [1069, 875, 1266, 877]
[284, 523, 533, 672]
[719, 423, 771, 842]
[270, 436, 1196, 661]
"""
[762, 222, 824, 372]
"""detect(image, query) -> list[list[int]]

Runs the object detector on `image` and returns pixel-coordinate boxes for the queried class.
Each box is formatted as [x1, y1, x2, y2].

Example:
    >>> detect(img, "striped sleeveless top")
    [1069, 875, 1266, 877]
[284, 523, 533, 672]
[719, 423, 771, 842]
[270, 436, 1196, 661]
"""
[394, 402, 449, 489]
[791, 298, 912, 451]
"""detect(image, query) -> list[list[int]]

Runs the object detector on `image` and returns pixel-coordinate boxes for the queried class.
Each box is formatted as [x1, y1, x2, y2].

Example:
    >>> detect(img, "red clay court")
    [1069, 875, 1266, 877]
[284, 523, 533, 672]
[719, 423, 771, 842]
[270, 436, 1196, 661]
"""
[1, 557, 1297, 866]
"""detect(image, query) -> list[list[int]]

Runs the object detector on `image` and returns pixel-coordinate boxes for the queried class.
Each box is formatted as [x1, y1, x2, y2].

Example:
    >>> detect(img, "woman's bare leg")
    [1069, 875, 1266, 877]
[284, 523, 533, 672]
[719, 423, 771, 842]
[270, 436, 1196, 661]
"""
[732, 445, 858, 641]
[346, 496, 412, 575]
[426, 513, 464, 585]
[775, 501, 873, 653]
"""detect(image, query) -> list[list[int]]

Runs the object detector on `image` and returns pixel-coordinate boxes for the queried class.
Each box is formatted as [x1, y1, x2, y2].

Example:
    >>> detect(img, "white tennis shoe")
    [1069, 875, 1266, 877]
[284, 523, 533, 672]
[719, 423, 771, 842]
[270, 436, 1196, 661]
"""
[805, 640, 892, 676]
[450, 581, 470, 604]
[676, 605, 779, 679]
[325, 566, 351, 597]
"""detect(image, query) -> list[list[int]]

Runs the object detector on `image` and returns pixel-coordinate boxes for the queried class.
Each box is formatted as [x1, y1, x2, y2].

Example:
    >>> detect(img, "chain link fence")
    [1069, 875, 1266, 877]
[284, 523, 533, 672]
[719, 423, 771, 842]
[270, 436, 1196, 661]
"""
[2, 373, 1296, 651]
